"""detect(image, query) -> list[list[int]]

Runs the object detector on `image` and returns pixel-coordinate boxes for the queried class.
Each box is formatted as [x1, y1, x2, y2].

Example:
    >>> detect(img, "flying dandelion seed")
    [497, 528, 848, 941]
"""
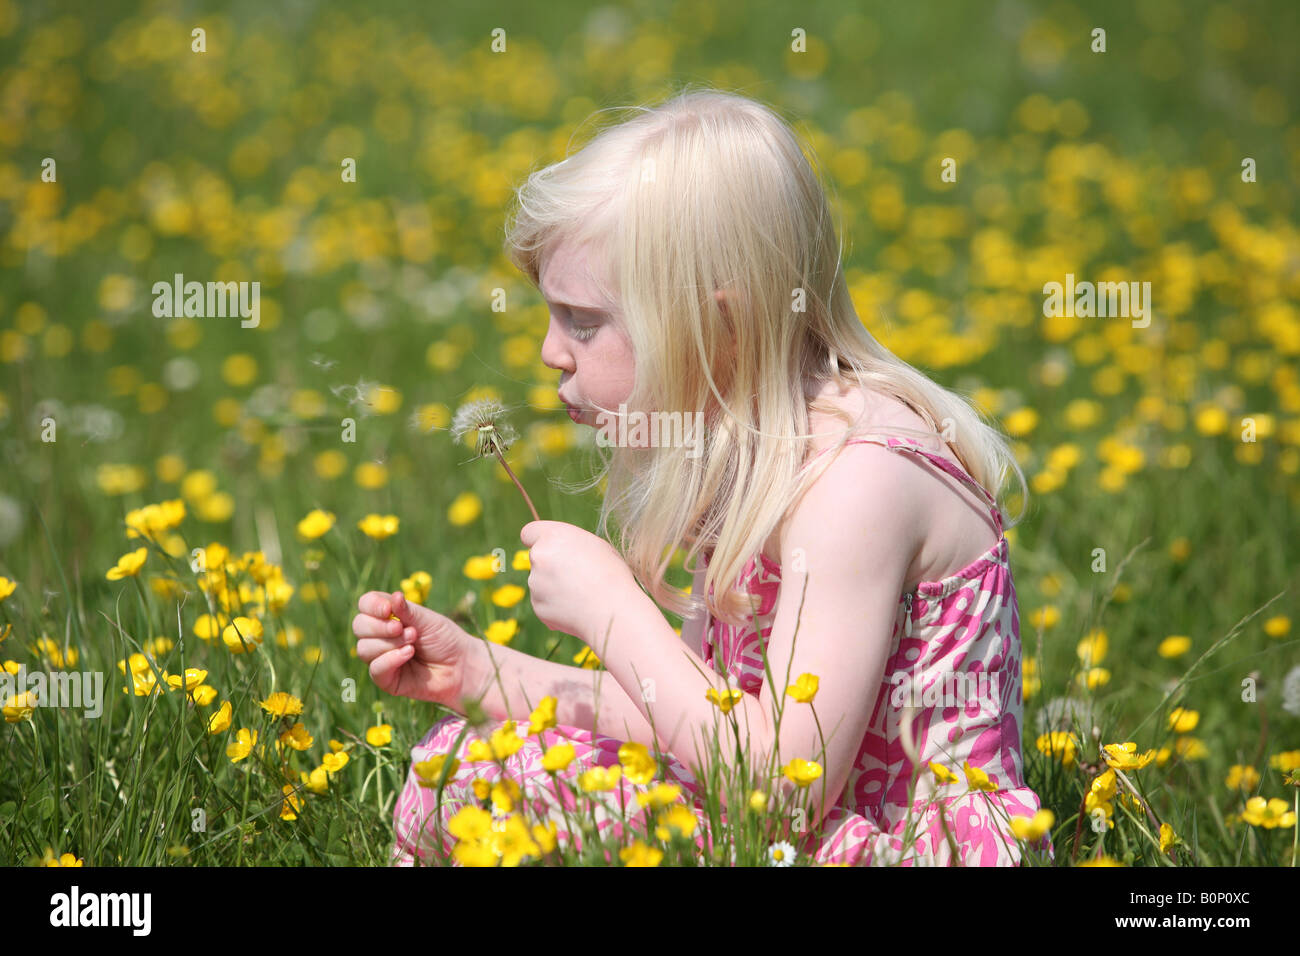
[448, 399, 540, 522]
[330, 377, 381, 417]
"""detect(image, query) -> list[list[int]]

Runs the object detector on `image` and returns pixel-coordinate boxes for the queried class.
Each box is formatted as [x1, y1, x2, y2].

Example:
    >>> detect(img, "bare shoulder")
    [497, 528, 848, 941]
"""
[758, 381, 952, 580]
[775, 426, 927, 588]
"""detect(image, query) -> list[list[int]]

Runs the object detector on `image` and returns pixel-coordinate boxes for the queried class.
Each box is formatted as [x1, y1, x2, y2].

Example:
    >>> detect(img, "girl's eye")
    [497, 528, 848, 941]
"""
[570, 323, 599, 342]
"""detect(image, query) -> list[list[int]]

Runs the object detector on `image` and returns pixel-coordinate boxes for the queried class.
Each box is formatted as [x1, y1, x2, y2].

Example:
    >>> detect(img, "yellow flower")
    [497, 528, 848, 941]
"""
[278, 722, 314, 751]
[1102, 741, 1157, 770]
[748, 789, 768, 813]
[532, 820, 558, 855]
[930, 762, 959, 785]
[573, 645, 601, 669]
[279, 783, 304, 821]
[1264, 615, 1291, 639]
[654, 804, 699, 841]
[296, 509, 335, 539]
[528, 696, 557, 735]
[447, 492, 482, 526]
[619, 742, 658, 785]
[1157, 635, 1191, 658]
[485, 619, 519, 645]
[0, 577, 15, 602]
[580, 765, 622, 792]
[620, 840, 663, 867]
[365, 724, 392, 747]
[493, 813, 542, 867]
[466, 721, 524, 762]
[165, 667, 208, 693]
[963, 761, 998, 792]
[1076, 667, 1111, 690]
[194, 612, 227, 641]
[1036, 731, 1079, 768]
[786, 673, 820, 703]
[321, 750, 350, 773]
[414, 754, 460, 787]
[463, 555, 499, 580]
[489, 779, 522, 813]
[258, 691, 304, 717]
[490, 584, 525, 608]
[1270, 750, 1300, 773]
[1076, 629, 1108, 667]
[1240, 796, 1296, 828]
[400, 571, 432, 604]
[357, 514, 400, 539]
[1078, 855, 1126, 866]
[40, 849, 85, 867]
[3, 691, 37, 723]
[1167, 707, 1199, 733]
[301, 766, 329, 795]
[783, 758, 823, 788]
[1003, 407, 1039, 437]
[1225, 764, 1260, 791]
[541, 742, 575, 772]
[227, 728, 258, 762]
[636, 783, 683, 810]
[1173, 736, 1209, 760]
[207, 701, 232, 734]
[106, 547, 149, 581]
[1159, 822, 1177, 852]
[706, 687, 744, 714]
[221, 616, 264, 654]
[1028, 605, 1060, 629]
[512, 550, 531, 571]
[448, 804, 493, 843]
[1009, 808, 1055, 842]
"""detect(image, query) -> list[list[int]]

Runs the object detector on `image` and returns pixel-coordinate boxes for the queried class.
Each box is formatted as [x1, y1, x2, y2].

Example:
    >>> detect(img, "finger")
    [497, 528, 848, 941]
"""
[358, 591, 393, 619]
[369, 644, 415, 686]
[352, 613, 405, 640]
[357, 634, 414, 662]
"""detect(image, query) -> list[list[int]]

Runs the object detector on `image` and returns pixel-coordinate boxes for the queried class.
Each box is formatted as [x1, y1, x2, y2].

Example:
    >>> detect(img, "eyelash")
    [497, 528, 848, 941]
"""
[569, 324, 599, 342]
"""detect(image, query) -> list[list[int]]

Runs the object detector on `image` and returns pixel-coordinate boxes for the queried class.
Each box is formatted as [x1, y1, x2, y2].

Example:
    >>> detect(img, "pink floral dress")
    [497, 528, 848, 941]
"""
[389, 434, 1052, 866]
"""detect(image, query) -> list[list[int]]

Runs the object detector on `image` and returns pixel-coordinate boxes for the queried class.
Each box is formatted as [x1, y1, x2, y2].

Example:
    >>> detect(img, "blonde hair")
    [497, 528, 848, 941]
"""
[502, 84, 1028, 628]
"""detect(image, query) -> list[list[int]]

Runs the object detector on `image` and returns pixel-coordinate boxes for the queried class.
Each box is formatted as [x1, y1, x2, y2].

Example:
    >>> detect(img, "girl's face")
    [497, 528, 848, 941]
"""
[539, 239, 634, 426]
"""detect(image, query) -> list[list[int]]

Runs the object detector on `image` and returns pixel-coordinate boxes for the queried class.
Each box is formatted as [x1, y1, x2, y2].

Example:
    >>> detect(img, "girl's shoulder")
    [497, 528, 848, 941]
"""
[762, 383, 995, 592]
[759, 383, 933, 565]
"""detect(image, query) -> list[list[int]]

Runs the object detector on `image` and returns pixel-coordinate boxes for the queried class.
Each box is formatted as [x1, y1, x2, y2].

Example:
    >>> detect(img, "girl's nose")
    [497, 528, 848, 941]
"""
[540, 314, 573, 374]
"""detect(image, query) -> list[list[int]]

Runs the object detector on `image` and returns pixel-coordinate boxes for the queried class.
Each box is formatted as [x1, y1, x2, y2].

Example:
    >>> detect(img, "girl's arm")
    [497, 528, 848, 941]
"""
[588, 442, 924, 828]
[455, 629, 662, 743]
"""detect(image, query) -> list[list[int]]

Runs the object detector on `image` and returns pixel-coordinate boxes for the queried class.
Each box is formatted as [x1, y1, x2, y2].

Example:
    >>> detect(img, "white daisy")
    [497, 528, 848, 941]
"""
[767, 840, 796, 866]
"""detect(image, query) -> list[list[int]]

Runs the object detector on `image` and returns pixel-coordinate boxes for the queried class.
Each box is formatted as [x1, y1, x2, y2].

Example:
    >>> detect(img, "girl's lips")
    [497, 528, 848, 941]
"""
[566, 405, 583, 423]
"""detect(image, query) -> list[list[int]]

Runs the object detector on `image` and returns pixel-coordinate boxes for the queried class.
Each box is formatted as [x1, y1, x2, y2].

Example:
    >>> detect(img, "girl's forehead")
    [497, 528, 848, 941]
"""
[541, 241, 618, 310]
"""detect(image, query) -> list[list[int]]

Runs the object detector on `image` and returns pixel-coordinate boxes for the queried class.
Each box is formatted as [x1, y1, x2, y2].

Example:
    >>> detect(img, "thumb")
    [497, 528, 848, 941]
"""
[390, 591, 418, 625]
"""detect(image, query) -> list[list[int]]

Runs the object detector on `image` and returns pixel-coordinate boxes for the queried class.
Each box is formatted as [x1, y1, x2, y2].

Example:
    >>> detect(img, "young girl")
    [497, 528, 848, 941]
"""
[354, 87, 1053, 866]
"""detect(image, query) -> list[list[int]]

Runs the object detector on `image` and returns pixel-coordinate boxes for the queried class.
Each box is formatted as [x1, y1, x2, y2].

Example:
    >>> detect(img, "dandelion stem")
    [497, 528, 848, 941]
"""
[492, 447, 540, 523]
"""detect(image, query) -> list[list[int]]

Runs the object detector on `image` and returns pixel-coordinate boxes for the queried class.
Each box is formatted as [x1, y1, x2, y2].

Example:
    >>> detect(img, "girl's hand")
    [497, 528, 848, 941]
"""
[353, 590, 471, 707]
[520, 520, 638, 645]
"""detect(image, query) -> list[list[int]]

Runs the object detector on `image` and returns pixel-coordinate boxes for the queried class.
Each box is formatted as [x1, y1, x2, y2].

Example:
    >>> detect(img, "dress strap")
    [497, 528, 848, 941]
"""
[805, 433, 1004, 533]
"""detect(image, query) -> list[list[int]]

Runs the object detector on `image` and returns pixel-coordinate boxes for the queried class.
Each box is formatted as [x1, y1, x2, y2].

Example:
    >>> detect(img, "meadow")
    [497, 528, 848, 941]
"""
[0, 0, 1297, 866]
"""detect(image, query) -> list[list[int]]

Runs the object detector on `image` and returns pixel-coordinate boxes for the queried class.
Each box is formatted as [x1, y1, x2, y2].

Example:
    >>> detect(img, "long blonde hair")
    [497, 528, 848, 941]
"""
[502, 84, 1028, 627]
